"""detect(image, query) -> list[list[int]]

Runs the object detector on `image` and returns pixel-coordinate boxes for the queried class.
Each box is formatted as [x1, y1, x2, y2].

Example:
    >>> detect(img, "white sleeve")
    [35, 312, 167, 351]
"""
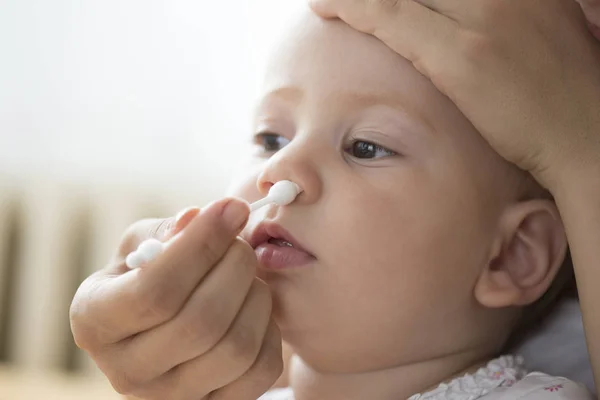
[489, 372, 595, 399]
[257, 387, 294, 400]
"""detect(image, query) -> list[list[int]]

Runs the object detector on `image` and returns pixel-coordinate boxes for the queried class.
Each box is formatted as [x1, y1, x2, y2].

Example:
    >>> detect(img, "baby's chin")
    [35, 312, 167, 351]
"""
[257, 271, 306, 328]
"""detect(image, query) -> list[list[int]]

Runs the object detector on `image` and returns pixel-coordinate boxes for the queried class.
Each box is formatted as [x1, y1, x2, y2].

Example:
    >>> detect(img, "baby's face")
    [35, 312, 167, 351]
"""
[230, 12, 520, 372]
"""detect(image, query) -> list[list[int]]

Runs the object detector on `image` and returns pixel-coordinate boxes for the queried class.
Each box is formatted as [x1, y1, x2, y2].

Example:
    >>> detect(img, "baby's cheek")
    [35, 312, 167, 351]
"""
[372, 202, 478, 293]
[226, 164, 262, 201]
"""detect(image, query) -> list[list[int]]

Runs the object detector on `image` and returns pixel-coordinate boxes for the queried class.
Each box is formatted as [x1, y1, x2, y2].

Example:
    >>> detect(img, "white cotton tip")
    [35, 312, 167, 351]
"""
[268, 180, 302, 206]
[137, 238, 165, 261]
[126, 251, 145, 269]
[249, 180, 302, 212]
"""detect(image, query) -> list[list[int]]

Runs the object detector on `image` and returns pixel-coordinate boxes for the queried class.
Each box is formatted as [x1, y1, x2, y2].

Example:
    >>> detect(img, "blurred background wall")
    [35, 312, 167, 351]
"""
[0, 0, 296, 396]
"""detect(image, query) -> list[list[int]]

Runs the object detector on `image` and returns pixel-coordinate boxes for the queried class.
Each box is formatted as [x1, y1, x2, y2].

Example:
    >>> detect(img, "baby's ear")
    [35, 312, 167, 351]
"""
[474, 200, 567, 308]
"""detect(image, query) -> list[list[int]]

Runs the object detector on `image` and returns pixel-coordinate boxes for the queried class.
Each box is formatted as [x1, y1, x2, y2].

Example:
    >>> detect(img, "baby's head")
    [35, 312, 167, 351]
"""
[232, 8, 570, 373]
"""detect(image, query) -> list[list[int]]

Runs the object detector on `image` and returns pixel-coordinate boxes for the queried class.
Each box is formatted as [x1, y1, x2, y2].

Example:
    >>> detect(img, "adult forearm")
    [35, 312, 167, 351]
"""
[554, 165, 600, 388]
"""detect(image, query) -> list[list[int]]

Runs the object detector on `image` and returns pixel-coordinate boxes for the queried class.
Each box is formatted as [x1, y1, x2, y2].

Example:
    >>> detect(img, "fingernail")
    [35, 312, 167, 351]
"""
[173, 206, 201, 234]
[221, 199, 249, 230]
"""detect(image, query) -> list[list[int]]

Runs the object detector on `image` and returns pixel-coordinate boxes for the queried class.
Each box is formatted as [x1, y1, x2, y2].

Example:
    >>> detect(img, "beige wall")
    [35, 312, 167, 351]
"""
[0, 173, 217, 395]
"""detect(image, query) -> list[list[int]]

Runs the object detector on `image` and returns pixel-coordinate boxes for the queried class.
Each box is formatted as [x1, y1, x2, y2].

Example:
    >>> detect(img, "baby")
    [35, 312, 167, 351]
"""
[240, 8, 593, 400]
[71, 5, 594, 400]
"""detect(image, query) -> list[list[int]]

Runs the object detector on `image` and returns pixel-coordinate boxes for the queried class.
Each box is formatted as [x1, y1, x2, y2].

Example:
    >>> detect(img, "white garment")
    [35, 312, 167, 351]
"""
[513, 298, 595, 393]
[259, 355, 594, 400]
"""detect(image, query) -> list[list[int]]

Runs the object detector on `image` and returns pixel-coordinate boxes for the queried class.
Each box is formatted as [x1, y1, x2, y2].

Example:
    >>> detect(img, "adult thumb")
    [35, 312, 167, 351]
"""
[114, 206, 201, 260]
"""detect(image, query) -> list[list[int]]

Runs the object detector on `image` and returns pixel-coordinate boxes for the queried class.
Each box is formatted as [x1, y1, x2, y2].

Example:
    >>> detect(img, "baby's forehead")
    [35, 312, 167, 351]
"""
[263, 12, 447, 117]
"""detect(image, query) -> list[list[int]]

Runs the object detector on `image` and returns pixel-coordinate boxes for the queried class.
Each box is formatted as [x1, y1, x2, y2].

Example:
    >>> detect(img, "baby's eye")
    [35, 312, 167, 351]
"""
[254, 133, 291, 153]
[348, 140, 396, 159]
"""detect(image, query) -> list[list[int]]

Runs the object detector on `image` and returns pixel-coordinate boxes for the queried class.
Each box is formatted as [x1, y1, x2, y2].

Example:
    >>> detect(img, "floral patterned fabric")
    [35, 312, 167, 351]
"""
[259, 355, 594, 400]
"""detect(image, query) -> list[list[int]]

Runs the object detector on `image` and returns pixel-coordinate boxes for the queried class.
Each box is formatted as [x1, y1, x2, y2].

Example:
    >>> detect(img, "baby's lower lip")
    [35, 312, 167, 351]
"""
[254, 242, 315, 270]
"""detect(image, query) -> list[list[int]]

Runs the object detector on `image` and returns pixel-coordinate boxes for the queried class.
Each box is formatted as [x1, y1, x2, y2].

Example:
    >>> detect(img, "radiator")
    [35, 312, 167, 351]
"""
[0, 174, 214, 377]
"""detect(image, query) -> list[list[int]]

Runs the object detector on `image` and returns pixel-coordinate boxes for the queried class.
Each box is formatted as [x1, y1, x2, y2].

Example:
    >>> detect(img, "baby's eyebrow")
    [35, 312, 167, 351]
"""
[252, 86, 303, 120]
[338, 90, 435, 134]
[255, 86, 436, 137]
[261, 86, 303, 104]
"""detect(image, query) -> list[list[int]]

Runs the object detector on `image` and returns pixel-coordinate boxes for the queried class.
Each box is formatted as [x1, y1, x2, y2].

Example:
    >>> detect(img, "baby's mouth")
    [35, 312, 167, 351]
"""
[268, 238, 295, 248]
[248, 221, 312, 254]
[248, 221, 315, 270]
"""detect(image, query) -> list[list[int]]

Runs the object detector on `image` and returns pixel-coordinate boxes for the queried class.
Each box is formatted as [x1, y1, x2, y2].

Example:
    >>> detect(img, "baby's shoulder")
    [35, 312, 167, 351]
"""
[486, 372, 595, 400]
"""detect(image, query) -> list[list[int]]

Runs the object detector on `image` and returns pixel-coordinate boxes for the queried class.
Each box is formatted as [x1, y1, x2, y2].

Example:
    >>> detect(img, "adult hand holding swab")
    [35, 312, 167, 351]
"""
[126, 180, 302, 269]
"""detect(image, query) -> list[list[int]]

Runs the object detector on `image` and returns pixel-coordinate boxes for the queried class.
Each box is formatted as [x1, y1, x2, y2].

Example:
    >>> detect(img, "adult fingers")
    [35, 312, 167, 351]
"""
[105, 238, 258, 385]
[109, 206, 202, 271]
[71, 198, 250, 346]
[308, 0, 461, 79]
[71, 207, 201, 351]
[128, 281, 277, 400]
[209, 320, 283, 400]
[310, 0, 462, 18]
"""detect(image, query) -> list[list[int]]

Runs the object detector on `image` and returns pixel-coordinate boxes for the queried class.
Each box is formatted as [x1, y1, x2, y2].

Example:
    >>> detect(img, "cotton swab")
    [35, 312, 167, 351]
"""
[249, 180, 302, 212]
[124, 251, 146, 269]
[125, 180, 302, 269]
[125, 238, 164, 269]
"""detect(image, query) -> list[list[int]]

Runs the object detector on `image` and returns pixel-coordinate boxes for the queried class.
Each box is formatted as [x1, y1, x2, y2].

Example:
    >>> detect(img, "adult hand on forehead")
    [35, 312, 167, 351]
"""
[309, 0, 600, 192]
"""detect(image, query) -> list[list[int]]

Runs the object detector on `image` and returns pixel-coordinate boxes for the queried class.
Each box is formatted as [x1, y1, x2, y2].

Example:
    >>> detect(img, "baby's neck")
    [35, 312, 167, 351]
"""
[288, 350, 489, 400]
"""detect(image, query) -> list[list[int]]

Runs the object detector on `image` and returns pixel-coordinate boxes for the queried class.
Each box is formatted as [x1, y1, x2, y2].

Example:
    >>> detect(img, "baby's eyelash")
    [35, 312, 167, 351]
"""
[252, 133, 397, 161]
[346, 140, 397, 160]
[254, 132, 290, 153]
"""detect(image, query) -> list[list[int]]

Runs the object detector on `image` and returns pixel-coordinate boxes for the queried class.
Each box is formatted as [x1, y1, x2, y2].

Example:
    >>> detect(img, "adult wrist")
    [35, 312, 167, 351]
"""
[551, 162, 600, 220]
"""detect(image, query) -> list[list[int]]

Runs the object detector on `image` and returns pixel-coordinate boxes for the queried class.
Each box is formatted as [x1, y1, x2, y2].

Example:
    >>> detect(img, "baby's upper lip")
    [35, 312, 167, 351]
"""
[248, 221, 313, 255]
